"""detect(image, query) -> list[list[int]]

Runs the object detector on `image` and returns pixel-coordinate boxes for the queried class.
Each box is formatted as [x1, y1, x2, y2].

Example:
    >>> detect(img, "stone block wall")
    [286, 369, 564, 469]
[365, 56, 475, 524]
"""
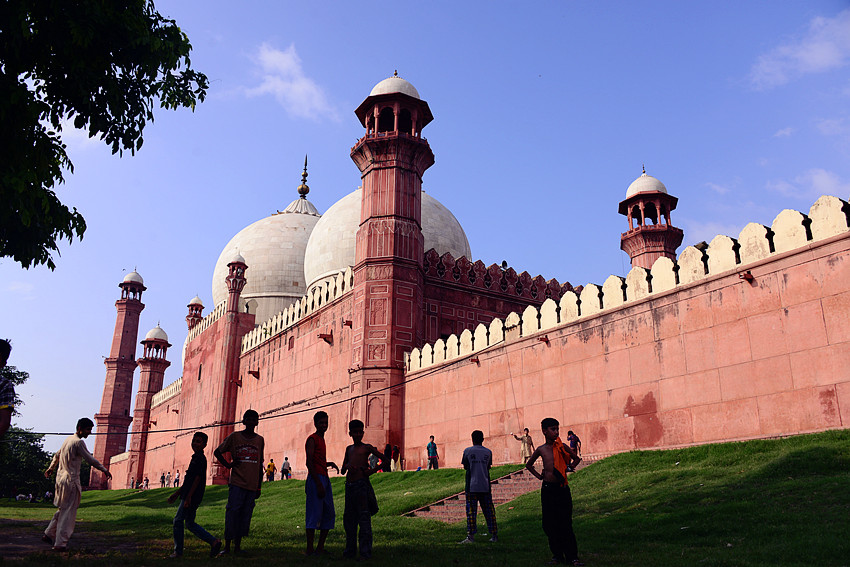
[404, 195, 850, 469]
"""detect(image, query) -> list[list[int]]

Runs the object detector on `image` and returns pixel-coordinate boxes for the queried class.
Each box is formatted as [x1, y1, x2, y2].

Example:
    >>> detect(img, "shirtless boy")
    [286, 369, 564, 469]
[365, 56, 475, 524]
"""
[340, 419, 383, 559]
[526, 417, 583, 566]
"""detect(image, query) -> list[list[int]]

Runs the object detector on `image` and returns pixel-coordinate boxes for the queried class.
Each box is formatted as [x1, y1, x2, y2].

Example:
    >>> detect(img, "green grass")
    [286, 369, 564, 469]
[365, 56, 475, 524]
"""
[2, 431, 848, 566]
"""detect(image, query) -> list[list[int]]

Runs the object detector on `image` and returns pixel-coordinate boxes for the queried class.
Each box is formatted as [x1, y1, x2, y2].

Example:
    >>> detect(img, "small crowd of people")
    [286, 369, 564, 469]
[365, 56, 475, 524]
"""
[39, 405, 585, 564]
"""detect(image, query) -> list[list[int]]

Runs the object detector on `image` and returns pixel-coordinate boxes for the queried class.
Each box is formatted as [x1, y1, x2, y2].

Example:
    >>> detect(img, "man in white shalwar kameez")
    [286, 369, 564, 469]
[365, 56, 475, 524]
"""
[43, 417, 111, 551]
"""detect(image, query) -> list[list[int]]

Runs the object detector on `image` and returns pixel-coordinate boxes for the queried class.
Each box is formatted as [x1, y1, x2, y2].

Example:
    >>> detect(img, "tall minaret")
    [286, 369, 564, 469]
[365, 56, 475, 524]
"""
[619, 168, 684, 269]
[349, 72, 435, 450]
[125, 325, 171, 489]
[91, 271, 146, 489]
[210, 254, 248, 485]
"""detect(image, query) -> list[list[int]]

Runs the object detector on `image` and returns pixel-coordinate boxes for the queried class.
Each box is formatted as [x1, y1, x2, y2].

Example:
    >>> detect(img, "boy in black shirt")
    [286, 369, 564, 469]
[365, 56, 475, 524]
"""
[168, 431, 222, 558]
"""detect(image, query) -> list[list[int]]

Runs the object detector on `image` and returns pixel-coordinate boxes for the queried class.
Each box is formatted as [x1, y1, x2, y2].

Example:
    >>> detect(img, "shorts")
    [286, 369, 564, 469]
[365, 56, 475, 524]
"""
[305, 475, 335, 530]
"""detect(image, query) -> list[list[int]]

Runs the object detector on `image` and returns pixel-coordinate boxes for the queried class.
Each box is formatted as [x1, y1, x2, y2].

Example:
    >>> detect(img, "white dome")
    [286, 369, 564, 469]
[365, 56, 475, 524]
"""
[304, 188, 471, 290]
[145, 325, 168, 342]
[189, 296, 203, 307]
[123, 271, 144, 284]
[212, 197, 321, 325]
[626, 172, 667, 199]
[369, 74, 420, 99]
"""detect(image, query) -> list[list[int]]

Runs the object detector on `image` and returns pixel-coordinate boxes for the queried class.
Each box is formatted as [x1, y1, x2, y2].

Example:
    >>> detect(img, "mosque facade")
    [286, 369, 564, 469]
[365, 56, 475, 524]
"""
[90, 75, 850, 489]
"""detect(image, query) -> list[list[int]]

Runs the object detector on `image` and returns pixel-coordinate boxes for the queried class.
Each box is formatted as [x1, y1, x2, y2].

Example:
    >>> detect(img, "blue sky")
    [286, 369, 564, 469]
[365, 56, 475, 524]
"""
[3, 1, 850, 452]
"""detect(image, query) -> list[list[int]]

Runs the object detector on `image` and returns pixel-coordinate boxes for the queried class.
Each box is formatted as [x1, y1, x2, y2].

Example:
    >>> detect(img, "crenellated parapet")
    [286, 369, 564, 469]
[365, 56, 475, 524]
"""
[187, 301, 227, 342]
[408, 195, 850, 372]
[241, 267, 355, 353]
[151, 377, 182, 408]
[423, 249, 575, 302]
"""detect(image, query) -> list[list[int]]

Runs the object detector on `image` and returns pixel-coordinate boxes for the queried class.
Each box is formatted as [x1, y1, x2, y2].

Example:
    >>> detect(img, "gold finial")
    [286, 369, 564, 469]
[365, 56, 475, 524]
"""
[297, 155, 309, 198]
[393, 70, 398, 77]
[642, 164, 646, 175]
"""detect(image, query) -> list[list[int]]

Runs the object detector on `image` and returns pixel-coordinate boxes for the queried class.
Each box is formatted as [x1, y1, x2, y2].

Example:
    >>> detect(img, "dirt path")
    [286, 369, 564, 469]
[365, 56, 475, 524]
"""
[0, 518, 139, 561]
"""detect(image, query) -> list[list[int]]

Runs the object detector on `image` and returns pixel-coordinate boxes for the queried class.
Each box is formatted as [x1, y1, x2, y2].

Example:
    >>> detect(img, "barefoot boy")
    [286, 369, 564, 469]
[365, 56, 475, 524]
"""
[168, 431, 221, 558]
[340, 419, 383, 559]
[305, 410, 340, 555]
[214, 409, 264, 555]
[526, 417, 582, 566]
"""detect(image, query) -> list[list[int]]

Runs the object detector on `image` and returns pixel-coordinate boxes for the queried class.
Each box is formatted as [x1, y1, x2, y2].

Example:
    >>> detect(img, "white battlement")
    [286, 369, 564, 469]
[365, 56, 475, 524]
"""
[407, 195, 850, 372]
[187, 301, 227, 342]
[241, 267, 354, 353]
[152, 377, 182, 407]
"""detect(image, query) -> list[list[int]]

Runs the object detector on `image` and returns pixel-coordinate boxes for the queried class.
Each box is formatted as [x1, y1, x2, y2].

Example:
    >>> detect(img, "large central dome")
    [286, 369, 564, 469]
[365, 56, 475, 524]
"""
[212, 192, 321, 324]
[303, 188, 471, 290]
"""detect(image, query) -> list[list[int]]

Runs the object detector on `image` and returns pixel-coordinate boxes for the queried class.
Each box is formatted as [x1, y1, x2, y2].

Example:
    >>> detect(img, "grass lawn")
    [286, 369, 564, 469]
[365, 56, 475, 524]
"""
[1, 431, 848, 566]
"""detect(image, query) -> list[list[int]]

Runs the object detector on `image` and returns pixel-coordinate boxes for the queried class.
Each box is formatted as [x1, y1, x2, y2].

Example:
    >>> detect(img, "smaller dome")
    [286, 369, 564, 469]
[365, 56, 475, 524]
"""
[229, 252, 246, 265]
[145, 325, 168, 342]
[123, 271, 144, 284]
[188, 296, 203, 307]
[626, 171, 668, 199]
[369, 71, 420, 99]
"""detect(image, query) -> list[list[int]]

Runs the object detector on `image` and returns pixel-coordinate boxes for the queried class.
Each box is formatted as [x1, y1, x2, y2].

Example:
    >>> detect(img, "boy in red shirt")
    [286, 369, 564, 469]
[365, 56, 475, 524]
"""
[305, 411, 339, 555]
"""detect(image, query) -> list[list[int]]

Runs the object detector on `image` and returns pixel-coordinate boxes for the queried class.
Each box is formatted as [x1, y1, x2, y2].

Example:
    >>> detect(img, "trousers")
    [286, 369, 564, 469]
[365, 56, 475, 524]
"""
[465, 491, 497, 537]
[343, 479, 374, 558]
[541, 482, 578, 562]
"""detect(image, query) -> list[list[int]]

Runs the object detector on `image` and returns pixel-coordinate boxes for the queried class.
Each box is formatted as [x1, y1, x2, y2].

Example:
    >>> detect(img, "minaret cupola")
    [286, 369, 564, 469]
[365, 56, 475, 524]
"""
[186, 296, 204, 329]
[619, 167, 684, 269]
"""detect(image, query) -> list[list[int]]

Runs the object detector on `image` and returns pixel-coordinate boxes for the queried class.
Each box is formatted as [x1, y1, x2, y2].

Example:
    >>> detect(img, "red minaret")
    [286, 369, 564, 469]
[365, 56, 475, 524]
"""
[186, 296, 204, 329]
[125, 325, 171, 489]
[349, 72, 435, 450]
[210, 254, 248, 484]
[619, 167, 684, 269]
[91, 271, 146, 489]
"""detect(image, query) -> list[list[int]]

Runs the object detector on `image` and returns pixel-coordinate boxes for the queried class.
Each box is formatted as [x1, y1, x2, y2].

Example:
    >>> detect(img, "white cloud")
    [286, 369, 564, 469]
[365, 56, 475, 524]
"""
[816, 116, 848, 136]
[773, 127, 794, 138]
[704, 182, 730, 195]
[244, 43, 339, 121]
[766, 168, 850, 199]
[5, 281, 35, 300]
[749, 9, 850, 89]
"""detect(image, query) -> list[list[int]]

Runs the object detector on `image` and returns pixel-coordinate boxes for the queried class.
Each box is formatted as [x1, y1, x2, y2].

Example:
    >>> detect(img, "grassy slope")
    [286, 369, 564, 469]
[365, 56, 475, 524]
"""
[1, 432, 848, 566]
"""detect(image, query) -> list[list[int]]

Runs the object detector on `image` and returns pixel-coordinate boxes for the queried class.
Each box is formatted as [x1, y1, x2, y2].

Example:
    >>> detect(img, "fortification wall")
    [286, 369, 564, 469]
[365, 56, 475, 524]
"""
[236, 268, 357, 475]
[403, 195, 850, 469]
[423, 250, 574, 343]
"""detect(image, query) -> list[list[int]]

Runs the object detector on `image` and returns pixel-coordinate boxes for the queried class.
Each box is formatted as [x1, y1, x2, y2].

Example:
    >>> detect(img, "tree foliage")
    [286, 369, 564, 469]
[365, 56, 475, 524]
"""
[0, 0, 208, 269]
[0, 426, 54, 497]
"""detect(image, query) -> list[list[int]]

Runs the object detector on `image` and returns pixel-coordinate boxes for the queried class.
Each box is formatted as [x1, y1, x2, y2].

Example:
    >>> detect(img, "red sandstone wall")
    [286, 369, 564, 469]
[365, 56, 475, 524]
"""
[404, 234, 850, 469]
[235, 296, 355, 476]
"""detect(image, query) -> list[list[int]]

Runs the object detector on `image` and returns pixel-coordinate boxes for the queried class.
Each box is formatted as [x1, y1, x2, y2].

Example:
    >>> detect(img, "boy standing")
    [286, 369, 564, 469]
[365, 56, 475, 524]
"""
[305, 410, 340, 555]
[281, 457, 292, 479]
[214, 409, 264, 555]
[265, 459, 277, 482]
[43, 418, 112, 552]
[566, 431, 582, 472]
[526, 418, 582, 566]
[168, 431, 221, 558]
[0, 339, 14, 439]
[459, 430, 498, 544]
[426, 435, 439, 469]
[340, 419, 383, 559]
[512, 428, 535, 464]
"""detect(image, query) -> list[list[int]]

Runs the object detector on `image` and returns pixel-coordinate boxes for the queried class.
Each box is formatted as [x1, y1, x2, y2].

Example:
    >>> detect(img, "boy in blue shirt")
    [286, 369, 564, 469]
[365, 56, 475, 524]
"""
[168, 431, 221, 558]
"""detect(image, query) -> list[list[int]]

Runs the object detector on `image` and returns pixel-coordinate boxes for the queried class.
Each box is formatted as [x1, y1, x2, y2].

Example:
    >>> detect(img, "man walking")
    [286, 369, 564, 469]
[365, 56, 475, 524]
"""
[43, 418, 112, 552]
